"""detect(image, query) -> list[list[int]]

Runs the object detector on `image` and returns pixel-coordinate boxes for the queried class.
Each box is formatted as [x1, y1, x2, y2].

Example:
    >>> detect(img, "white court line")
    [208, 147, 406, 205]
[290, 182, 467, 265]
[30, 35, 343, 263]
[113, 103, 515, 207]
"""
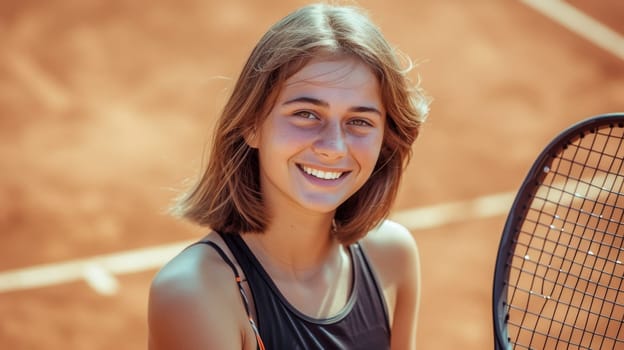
[520, 0, 624, 60]
[0, 192, 516, 295]
[0, 241, 192, 295]
[390, 192, 516, 231]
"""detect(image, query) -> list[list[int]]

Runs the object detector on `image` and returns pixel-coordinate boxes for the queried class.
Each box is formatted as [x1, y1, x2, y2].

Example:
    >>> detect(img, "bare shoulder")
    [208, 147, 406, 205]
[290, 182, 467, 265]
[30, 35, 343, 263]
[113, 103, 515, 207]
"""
[363, 219, 416, 246]
[360, 219, 420, 281]
[148, 233, 249, 350]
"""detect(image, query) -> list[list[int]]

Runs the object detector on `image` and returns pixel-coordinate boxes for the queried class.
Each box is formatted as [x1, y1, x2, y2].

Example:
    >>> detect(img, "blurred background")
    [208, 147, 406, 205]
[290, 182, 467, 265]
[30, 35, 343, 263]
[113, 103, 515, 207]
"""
[0, 0, 622, 348]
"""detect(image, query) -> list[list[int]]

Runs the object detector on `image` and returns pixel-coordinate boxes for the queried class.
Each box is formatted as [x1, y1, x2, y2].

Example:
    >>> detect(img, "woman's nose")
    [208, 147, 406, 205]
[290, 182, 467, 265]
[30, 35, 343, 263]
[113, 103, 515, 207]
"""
[312, 121, 347, 160]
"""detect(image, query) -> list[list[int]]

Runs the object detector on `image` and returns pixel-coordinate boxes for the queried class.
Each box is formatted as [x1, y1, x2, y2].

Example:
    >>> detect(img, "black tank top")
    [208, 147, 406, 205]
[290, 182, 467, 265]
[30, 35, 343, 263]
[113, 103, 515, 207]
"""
[217, 233, 391, 350]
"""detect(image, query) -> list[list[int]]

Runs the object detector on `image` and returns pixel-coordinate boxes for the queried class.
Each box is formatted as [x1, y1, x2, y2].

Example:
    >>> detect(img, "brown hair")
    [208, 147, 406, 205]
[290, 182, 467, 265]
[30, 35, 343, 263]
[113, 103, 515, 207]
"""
[172, 3, 430, 244]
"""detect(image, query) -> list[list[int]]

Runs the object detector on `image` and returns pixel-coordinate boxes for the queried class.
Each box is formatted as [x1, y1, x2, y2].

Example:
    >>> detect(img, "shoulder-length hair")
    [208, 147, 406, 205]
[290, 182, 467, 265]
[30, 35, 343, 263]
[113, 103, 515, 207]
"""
[172, 3, 430, 244]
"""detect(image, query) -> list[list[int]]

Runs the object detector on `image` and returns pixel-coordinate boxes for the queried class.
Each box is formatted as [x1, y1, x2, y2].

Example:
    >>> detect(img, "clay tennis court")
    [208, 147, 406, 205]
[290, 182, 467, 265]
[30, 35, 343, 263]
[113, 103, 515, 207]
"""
[1, 0, 622, 349]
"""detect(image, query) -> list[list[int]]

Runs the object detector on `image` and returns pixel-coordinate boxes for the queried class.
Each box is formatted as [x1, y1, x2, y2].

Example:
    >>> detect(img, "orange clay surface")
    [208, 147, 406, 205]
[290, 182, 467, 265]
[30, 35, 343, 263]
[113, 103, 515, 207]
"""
[1, 1, 623, 349]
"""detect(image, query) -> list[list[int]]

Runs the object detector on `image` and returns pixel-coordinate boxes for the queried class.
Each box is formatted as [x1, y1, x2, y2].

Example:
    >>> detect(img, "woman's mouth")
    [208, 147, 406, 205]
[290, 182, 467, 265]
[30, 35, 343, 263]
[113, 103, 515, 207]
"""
[299, 165, 346, 180]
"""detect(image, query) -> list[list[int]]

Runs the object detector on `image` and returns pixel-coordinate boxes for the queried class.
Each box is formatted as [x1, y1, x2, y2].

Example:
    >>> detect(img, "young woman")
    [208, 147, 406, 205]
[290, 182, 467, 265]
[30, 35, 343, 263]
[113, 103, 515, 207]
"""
[148, 3, 430, 349]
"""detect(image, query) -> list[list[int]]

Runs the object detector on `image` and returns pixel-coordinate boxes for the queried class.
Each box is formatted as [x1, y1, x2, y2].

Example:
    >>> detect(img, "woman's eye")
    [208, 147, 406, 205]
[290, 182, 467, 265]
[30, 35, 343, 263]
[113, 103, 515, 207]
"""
[294, 111, 317, 119]
[349, 119, 373, 127]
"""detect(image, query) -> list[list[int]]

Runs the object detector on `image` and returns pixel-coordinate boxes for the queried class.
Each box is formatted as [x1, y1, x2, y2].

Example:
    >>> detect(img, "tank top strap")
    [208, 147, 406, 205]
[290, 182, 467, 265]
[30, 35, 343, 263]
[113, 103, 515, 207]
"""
[191, 237, 266, 350]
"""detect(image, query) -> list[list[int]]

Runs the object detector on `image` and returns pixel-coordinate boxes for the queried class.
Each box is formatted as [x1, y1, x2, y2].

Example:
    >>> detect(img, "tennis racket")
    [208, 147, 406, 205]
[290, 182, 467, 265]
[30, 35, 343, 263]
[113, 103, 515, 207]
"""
[493, 112, 624, 350]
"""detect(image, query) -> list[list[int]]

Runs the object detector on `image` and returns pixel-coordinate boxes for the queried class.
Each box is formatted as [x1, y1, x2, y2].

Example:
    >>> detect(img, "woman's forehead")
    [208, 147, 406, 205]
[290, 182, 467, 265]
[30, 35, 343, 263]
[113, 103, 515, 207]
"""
[283, 56, 377, 88]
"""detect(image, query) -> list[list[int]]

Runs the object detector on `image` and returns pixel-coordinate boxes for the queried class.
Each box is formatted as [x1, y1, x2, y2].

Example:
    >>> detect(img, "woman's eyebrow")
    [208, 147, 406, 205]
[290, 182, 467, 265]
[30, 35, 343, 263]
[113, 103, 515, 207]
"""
[282, 96, 383, 117]
[282, 96, 329, 108]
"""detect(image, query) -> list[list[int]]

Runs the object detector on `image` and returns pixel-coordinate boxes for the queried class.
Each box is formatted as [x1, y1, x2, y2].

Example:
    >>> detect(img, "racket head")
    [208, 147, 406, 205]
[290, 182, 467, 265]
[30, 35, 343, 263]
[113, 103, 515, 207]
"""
[493, 112, 624, 350]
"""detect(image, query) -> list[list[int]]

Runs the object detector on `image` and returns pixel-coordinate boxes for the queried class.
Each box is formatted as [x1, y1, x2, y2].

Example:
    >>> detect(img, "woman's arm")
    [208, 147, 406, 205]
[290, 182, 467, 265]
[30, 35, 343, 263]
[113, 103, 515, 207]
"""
[388, 225, 421, 350]
[362, 220, 422, 350]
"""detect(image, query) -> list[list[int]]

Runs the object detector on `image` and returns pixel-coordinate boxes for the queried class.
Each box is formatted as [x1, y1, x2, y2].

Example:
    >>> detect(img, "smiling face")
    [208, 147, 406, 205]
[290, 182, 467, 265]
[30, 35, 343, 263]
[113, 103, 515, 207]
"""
[247, 55, 386, 216]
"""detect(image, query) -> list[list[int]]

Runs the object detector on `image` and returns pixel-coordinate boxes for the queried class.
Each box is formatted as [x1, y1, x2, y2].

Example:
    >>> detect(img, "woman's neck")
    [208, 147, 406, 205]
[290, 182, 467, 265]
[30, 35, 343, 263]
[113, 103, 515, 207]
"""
[242, 212, 353, 319]
[243, 211, 341, 281]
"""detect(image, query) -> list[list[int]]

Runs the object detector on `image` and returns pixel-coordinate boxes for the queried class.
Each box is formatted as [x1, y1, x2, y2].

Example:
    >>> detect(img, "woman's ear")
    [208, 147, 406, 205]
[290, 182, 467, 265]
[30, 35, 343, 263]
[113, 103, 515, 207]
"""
[243, 128, 259, 149]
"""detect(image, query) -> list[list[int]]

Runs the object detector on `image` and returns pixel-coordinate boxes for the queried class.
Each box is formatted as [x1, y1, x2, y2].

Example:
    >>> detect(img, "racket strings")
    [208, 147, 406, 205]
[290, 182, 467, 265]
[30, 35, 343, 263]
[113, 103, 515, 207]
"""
[519, 215, 624, 275]
[552, 126, 624, 348]
[508, 246, 624, 304]
[505, 124, 624, 349]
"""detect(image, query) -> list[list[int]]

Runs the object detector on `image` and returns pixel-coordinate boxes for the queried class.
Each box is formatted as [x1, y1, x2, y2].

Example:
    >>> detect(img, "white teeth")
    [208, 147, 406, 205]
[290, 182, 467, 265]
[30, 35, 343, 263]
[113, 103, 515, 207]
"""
[302, 166, 343, 180]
